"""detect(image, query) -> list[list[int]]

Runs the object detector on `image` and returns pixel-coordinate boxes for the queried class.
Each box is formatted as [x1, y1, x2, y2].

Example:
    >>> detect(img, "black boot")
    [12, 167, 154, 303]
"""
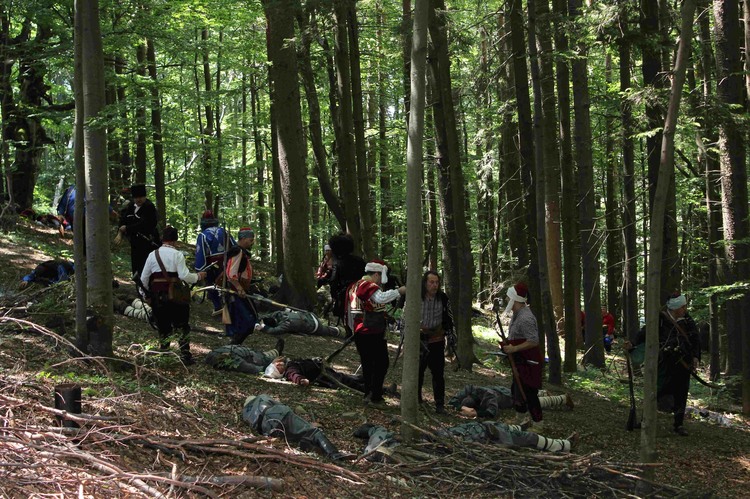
[313, 432, 355, 461]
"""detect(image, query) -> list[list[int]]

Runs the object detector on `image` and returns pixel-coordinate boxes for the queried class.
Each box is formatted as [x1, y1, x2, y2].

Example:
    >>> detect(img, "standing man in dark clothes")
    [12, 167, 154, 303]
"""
[625, 293, 700, 436]
[194, 210, 235, 312]
[501, 282, 544, 431]
[347, 259, 405, 404]
[118, 183, 160, 278]
[327, 233, 366, 332]
[415, 271, 455, 414]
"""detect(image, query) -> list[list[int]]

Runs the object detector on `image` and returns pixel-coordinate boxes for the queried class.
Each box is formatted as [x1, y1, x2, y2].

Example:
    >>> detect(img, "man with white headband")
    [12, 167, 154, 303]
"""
[500, 282, 545, 431]
[625, 292, 700, 436]
[347, 259, 406, 405]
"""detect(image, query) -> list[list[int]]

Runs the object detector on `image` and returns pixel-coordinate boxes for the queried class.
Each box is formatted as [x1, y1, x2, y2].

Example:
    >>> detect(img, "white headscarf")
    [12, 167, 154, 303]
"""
[263, 363, 283, 379]
[667, 294, 687, 310]
[504, 285, 528, 316]
[365, 261, 388, 284]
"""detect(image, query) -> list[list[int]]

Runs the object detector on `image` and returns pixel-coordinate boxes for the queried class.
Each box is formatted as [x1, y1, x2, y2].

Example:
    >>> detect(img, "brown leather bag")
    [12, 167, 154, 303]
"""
[153, 250, 191, 304]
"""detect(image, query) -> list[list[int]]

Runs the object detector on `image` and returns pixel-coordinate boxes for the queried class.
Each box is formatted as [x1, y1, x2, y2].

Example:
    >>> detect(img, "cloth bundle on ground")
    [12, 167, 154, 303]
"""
[242, 395, 353, 461]
[122, 298, 152, 321]
[21, 260, 74, 287]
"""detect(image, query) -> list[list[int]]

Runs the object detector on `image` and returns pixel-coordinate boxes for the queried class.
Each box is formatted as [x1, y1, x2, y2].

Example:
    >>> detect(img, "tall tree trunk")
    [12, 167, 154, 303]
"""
[297, 10, 346, 229]
[333, 0, 362, 254]
[528, 0, 559, 381]
[251, 72, 269, 259]
[201, 28, 214, 212]
[536, 0, 564, 343]
[554, 0, 578, 372]
[714, 0, 750, 411]
[696, 0, 721, 381]
[377, 4, 394, 260]
[72, 0, 88, 351]
[570, 0, 603, 367]
[115, 56, 132, 188]
[508, 0, 542, 345]
[604, 54, 623, 329]
[642, 0, 680, 301]
[402, 0, 428, 441]
[79, 0, 115, 358]
[263, 0, 315, 310]
[146, 38, 166, 229]
[427, 0, 477, 370]
[134, 41, 147, 184]
[500, 13, 527, 269]
[345, 1, 374, 259]
[619, 0, 639, 341]
[640, 0, 695, 481]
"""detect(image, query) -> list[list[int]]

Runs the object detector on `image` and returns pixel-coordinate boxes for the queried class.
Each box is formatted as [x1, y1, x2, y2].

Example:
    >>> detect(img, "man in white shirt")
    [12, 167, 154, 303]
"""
[141, 226, 205, 365]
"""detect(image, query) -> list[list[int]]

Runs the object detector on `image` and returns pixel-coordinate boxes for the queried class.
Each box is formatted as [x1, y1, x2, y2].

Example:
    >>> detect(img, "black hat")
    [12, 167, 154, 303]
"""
[131, 184, 147, 197]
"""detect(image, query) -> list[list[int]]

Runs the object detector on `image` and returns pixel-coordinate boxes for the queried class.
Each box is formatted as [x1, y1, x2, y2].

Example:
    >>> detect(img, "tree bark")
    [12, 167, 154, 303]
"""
[427, 0, 477, 370]
[333, 0, 362, 254]
[553, 0, 578, 372]
[345, 1, 374, 259]
[619, 0, 639, 342]
[146, 38, 166, 230]
[297, 9, 346, 230]
[79, 0, 115, 358]
[402, 0, 428, 441]
[640, 0, 695, 480]
[713, 0, 750, 411]
[263, 0, 315, 310]
[134, 41, 148, 184]
[527, 0, 559, 381]
[570, 0, 603, 368]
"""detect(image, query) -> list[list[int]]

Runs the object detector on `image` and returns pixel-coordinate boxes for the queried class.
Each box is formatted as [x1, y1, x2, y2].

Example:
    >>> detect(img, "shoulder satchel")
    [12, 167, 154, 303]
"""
[153, 249, 191, 304]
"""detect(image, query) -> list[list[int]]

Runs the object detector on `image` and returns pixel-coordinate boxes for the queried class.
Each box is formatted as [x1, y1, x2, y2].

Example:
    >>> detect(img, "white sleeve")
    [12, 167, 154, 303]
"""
[140, 254, 154, 290]
[371, 288, 401, 304]
[176, 252, 199, 284]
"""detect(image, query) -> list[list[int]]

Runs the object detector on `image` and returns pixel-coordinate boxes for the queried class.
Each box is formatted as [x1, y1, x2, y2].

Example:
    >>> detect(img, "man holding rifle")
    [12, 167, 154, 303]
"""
[224, 227, 257, 345]
[625, 292, 700, 436]
[500, 282, 544, 431]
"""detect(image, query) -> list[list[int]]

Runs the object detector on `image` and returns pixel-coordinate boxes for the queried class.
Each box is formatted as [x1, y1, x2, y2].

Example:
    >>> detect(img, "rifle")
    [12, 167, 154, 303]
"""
[492, 299, 527, 404]
[191, 285, 309, 314]
[625, 348, 641, 431]
[325, 334, 356, 364]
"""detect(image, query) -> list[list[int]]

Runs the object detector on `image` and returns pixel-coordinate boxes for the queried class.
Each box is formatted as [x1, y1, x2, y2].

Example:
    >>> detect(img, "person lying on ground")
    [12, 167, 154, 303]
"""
[19, 260, 74, 289]
[262, 356, 397, 397]
[242, 394, 355, 461]
[448, 385, 574, 419]
[353, 422, 578, 463]
[259, 308, 346, 338]
[204, 339, 285, 373]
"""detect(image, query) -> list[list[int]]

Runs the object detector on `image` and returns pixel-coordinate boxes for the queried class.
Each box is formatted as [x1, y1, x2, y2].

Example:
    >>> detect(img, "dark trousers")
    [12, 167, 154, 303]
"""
[130, 240, 152, 277]
[354, 332, 389, 402]
[659, 357, 691, 428]
[418, 340, 446, 407]
[152, 294, 191, 358]
[226, 296, 257, 345]
[512, 379, 543, 422]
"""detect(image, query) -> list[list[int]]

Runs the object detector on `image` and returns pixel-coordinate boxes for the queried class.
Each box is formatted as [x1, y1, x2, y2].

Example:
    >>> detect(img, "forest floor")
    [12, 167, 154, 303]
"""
[0, 221, 748, 498]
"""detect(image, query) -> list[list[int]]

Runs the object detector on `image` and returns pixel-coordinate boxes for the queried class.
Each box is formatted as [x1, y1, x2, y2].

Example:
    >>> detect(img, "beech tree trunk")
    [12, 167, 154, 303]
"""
[401, 0, 428, 441]
[79, 0, 115, 358]
[263, 0, 315, 310]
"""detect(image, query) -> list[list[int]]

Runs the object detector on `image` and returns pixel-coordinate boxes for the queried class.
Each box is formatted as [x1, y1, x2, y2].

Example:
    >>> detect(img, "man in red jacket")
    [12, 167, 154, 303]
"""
[346, 259, 405, 404]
